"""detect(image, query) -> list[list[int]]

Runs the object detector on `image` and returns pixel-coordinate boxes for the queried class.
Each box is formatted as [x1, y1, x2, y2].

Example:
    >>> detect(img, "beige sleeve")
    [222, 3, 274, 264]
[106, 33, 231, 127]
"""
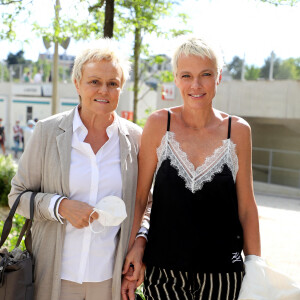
[8, 122, 57, 221]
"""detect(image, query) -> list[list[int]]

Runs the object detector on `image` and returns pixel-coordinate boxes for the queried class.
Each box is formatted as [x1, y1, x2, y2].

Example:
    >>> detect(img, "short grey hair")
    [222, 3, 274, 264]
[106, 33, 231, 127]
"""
[72, 38, 131, 88]
[172, 35, 224, 79]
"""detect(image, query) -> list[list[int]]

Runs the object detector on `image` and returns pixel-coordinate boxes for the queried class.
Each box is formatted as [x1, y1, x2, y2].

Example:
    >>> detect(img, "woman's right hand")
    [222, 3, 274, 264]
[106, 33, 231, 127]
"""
[122, 237, 147, 284]
[58, 198, 98, 228]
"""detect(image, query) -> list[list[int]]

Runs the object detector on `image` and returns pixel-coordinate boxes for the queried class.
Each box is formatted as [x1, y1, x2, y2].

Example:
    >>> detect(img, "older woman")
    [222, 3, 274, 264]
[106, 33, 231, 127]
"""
[122, 36, 261, 300]
[9, 39, 141, 300]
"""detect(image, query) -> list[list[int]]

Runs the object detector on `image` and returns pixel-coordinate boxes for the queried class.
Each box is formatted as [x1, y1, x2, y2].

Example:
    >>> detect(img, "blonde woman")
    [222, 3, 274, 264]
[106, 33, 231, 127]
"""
[122, 36, 261, 300]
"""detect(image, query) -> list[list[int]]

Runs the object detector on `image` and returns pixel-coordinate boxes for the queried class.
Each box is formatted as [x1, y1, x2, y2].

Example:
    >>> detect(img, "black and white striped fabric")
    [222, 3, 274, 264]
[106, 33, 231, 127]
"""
[144, 266, 244, 300]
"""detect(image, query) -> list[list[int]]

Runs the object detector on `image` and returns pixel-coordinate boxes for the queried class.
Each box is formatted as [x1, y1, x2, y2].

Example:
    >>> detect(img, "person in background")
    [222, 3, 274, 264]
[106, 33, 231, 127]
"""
[122, 36, 261, 300]
[24, 71, 32, 83]
[9, 38, 147, 300]
[12, 120, 22, 158]
[33, 70, 43, 83]
[23, 119, 36, 149]
[0, 118, 6, 155]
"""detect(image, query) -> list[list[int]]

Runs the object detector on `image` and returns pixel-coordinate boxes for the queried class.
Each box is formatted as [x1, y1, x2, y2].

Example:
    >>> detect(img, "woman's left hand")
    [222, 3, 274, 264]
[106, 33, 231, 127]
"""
[121, 263, 146, 300]
[121, 266, 137, 300]
[122, 237, 146, 283]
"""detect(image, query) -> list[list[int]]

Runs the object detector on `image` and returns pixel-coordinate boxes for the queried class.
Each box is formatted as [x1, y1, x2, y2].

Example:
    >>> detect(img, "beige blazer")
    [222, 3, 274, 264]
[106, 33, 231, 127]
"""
[8, 108, 142, 300]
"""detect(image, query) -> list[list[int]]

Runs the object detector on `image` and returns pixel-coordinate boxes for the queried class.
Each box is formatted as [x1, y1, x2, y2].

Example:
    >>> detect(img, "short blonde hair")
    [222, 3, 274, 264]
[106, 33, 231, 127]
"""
[172, 35, 224, 79]
[72, 38, 131, 88]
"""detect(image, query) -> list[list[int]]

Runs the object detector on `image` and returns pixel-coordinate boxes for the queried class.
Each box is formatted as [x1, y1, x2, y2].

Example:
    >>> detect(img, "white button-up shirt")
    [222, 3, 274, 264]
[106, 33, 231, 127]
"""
[50, 107, 122, 283]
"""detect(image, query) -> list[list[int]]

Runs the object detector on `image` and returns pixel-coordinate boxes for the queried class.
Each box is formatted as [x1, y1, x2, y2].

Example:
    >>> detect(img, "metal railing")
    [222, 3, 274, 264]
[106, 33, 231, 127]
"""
[252, 147, 300, 188]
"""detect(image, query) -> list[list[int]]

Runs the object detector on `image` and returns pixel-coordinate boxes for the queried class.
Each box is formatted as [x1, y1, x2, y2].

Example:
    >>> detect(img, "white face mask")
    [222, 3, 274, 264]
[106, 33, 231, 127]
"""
[89, 196, 127, 234]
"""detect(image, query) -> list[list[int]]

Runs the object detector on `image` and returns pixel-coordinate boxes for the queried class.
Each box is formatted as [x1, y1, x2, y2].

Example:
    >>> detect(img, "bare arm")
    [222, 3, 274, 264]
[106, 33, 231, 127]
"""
[233, 117, 261, 256]
[127, 111, 166, 250]
[122, 110, 167, 280]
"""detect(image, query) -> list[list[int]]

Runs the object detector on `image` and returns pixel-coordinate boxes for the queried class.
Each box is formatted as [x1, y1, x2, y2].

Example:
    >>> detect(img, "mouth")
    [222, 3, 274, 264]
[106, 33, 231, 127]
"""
[189, 93, 206, 98]
[94, 99, 109, 103]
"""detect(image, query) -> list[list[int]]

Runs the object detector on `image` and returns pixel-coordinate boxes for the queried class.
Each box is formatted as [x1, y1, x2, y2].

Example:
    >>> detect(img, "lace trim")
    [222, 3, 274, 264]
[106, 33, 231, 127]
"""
[156, 131, 239, 193]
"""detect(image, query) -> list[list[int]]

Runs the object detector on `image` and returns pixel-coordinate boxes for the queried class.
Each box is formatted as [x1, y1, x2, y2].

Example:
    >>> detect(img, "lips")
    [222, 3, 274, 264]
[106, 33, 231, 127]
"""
[94, 99, 109, 103]
[189, 93, 206, 98]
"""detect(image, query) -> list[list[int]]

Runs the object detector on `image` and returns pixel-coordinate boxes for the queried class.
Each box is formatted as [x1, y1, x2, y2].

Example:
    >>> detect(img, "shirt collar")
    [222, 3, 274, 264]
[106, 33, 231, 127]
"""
[73, 106, 119, 139]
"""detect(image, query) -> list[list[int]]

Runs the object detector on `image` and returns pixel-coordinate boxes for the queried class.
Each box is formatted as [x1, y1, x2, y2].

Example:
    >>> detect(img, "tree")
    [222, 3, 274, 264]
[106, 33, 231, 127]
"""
[245, 65, 261, 80]
[88, 0, 115, 38]
[115, 0, 188, 122]
[0, 0, 28, 41]
[276, 58, 300, 79]
[259, 0, 300, 5]
[6, 50, 27, 66]
[6, 50, 32, 81]
[260, 54, 281, 79]
[227, 56, 244, 79]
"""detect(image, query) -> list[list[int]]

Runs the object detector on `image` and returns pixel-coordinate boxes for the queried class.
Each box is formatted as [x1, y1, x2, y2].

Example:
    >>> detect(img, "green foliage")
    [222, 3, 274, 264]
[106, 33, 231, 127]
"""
[0, 154, 17, 207]
[136, 284, 145, 300]
[227, 56, 244, 79]
[113, 0, 189, 122]
[0, 0, 29, 41]
[6, 50, 26, 66]
[259, 0, 300, 5]
[136, 107, 153, 128]
[260, 54, 281, 79]
[276, 58, 300, 79]
[155, 70, 174, 83]
[227, 54, 300, 80]
[0, 213, 26, 251]
[245, 65, 261, 80]
[0, 63, 9, 81]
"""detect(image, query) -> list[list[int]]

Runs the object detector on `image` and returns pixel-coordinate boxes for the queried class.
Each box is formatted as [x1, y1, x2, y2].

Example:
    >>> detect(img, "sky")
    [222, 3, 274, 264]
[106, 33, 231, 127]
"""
[0, 0, 299, 67]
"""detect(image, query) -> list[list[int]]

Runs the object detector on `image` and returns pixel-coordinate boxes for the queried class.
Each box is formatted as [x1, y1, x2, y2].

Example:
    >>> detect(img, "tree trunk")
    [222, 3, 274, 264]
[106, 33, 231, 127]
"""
[104, 0, 114, 38]
[52, 0, 60, 115]
[133, 26, 141, 123]
[52, 40, 59, 115]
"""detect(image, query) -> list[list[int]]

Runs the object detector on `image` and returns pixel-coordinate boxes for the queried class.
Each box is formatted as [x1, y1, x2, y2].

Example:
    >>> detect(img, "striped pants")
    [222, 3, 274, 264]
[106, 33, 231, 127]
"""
[144, 266, 244, 300]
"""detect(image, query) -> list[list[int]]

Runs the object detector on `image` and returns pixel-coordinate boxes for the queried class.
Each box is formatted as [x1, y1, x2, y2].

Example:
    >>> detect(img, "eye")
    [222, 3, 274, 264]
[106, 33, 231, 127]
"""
[90, 80, 98, 85]
[203, 73, 211, 76]
[181, 74, 190, 78]
[109, 81, 118, 87]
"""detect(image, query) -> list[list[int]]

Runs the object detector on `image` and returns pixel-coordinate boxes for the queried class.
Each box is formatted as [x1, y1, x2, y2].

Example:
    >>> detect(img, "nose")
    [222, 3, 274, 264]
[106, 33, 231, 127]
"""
[191, 78, 202, 89]
[98, 84, 108, 94]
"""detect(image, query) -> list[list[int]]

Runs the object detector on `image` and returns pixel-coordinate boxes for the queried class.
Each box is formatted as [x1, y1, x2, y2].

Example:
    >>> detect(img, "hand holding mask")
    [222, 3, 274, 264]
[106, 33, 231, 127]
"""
[89, 196, 127, 233]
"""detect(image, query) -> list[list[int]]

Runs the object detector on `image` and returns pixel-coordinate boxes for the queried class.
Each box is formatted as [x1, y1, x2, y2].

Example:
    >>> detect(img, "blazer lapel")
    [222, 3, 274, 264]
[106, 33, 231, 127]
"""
[56, 109, 75, 197]
[118, 117, 133, 215]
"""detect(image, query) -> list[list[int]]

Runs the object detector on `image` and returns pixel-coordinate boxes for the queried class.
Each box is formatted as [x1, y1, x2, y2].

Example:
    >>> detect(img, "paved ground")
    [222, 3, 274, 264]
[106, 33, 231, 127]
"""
[256, 193, 300, 284]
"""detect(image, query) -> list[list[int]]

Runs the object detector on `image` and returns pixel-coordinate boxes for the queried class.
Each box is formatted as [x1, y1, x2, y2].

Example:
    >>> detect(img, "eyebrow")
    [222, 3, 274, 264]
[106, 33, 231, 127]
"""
[87, 75, 121, 81]
[179, 68, 214, 73]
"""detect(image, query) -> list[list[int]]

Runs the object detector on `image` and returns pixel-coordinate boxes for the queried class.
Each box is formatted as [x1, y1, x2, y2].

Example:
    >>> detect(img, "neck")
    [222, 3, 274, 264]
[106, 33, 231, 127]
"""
[79, 107, 114, 132]
[181, 106, 215, 130]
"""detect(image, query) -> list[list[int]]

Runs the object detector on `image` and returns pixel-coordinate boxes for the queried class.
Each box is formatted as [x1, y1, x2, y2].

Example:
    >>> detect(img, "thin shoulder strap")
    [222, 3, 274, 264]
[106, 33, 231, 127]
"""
[227, 116, 232, 139]
[167, 110, 171, 132]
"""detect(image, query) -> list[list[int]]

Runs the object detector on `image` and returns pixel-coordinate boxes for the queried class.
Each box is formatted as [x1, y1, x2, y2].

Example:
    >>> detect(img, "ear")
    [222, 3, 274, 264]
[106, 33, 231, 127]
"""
[174, 72, 179, 87]
[217, 70, 222, 85]
[74, 79, 80, 94]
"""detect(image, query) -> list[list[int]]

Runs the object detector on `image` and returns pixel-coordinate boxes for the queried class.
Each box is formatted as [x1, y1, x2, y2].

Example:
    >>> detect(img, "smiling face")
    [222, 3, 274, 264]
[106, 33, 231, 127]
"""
[175, 54, 221, 110]
[75, 59, 122, 118]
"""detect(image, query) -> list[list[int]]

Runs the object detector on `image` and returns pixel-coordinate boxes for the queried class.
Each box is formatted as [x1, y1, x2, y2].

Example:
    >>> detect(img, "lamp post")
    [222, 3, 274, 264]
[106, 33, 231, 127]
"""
[269, 51, 275, 81]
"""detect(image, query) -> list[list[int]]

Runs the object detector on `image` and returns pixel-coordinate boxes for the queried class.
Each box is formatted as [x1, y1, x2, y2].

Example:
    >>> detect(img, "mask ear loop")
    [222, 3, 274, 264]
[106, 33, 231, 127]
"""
[89, 209, 106, 234]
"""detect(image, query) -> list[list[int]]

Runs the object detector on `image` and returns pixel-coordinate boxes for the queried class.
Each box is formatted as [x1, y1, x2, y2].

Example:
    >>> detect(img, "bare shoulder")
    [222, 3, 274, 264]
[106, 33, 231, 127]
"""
[230, 115, 252, 150]
[144, 109, 169, 132]
[143, 108, 170, 147]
